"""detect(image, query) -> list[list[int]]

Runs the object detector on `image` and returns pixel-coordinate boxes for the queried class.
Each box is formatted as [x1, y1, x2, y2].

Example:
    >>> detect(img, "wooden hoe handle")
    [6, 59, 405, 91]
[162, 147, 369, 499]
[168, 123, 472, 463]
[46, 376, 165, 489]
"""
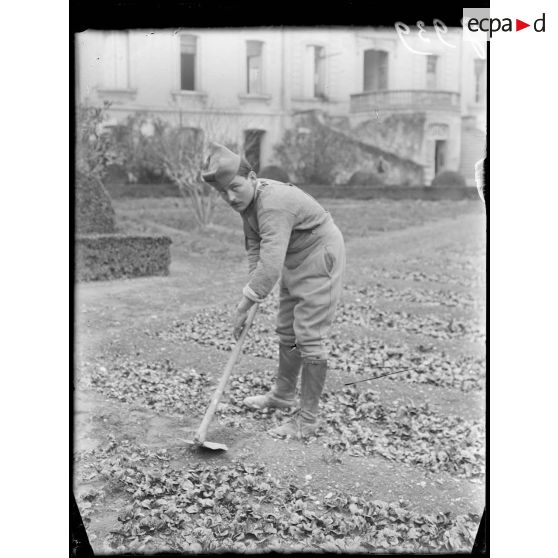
[195, 304, 258, 444]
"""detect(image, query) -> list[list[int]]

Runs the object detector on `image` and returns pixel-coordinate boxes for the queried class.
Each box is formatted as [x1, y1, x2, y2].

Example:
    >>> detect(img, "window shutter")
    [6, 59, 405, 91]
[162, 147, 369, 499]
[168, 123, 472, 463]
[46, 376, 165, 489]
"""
[180, 35, 197, 90]
[246, 41, 263, 94]
[247, 40, 262, 57]
[180, 34, 197, 54]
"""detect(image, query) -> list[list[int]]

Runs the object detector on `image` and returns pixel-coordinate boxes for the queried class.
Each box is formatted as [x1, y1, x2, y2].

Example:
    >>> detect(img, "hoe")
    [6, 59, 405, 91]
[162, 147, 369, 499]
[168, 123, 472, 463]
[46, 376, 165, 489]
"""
[183, 304, 258, 451]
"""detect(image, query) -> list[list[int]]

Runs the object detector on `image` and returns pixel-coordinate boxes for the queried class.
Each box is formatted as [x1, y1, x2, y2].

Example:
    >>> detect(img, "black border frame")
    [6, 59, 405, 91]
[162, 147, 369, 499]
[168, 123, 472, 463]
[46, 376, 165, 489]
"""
[70, 2, 489, 556]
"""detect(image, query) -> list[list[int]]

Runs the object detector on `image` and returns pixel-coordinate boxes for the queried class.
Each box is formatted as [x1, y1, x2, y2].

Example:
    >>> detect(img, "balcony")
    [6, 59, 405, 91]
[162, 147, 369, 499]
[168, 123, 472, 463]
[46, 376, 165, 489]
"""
[350, 90, 460, 114]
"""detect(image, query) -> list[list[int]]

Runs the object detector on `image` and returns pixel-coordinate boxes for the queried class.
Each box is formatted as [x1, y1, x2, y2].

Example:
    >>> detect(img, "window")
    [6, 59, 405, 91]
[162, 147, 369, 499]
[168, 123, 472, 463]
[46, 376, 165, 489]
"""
[426, 55, 438, 90]
[246, 41, 263, 94]
[363, 49, 388, 91]
[180, 35, 197, 91]
[303, 45, 326, 98]
[244, 130, 265, 173]
[474, 58, 486, 103]
[313, 46, 325, 97]
[102, 31, 130, 89]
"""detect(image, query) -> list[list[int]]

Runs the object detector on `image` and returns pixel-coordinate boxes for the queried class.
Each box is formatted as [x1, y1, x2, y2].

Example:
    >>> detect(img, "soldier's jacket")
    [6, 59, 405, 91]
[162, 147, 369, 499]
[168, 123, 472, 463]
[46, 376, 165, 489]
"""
[240, 179, 333, 302]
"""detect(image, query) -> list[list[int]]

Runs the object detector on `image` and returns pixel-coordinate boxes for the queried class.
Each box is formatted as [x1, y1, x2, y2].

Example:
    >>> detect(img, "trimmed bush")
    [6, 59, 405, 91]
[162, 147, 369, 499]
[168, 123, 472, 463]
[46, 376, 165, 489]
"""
[348, 170, 385, 187]
[75, 234, 172, 282]
[105, 182, 181, 199]
[75, 173, 116, 234]
[104, 163, 129, 185]
[259, 165, 290, 183]
[431, 170, 467, 188]
[300, 184, 482, 201]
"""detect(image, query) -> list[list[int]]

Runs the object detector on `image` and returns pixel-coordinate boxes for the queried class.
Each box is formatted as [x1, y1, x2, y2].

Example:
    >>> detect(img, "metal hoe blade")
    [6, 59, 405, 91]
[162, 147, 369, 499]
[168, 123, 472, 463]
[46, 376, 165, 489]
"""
[200, 440, 228, 451]
[180, 438, 229, 451]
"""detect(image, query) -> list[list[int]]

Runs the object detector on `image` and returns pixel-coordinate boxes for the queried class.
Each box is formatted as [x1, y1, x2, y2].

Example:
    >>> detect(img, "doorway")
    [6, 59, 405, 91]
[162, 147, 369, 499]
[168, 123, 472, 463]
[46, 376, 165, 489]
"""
[363, 49, 388, 91]
[244, 130, 265, 173]
[434, 140, 447, 175]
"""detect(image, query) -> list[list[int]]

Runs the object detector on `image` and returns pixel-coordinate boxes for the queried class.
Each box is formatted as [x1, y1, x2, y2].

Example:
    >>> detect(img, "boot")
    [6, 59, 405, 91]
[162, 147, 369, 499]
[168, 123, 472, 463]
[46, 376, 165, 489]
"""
[299, 359, 327, 437]
[243, 343, 301, 410]
[267, 409, 301, 438]
[268, 359, 327, 439]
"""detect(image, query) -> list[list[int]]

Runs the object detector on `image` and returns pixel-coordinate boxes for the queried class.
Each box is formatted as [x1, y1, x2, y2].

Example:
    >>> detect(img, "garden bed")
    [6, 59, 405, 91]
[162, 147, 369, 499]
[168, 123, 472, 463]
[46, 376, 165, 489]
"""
[74, 197, 486, 554]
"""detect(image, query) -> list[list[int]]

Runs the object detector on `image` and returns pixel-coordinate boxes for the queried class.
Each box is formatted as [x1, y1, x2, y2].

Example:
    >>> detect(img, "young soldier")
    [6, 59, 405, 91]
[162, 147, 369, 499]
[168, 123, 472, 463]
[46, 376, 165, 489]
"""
[202, 143, 345, 439]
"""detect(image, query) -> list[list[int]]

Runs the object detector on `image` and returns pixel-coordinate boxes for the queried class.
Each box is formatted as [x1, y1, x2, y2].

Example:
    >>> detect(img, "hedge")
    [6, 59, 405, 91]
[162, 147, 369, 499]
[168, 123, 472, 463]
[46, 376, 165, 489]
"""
[105, 182, 181, 199]
[431, 170, 467, 188]
[259, 165, 290, 183]
[75, 174, 116, 234]
[348, 170, 385, 187]
[75, 234, 172, 282]
[104, 181, 482, 202]
[300, 184, 482, 201]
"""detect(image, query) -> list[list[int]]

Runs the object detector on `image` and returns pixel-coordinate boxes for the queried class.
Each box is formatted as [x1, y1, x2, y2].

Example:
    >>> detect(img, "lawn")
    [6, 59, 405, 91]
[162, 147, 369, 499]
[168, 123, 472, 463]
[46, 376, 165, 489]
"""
[74, 195, 486, 554]
[112, 195, 483, 241]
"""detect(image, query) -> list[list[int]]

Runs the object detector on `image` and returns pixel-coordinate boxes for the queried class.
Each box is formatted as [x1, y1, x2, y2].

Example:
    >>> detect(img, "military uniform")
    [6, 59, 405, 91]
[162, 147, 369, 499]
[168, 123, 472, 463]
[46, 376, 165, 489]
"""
[241, 179, 345, 360]
[202, 143, 346, 439]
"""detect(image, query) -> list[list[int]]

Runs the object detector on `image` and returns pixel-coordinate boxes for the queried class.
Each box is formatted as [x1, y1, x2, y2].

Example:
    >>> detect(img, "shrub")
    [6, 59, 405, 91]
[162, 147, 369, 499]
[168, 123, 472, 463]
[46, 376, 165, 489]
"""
[76, 102, 122, 184]
[274, 116, 359, 185]
[348, 170, 385, 187]
[258, 165, 290, 183]
[431, 170, 467, 188]
[105, 182, 181, 199]
[104, 163, 129, 184]
[108, 114, 168, 184]
[75, 234, 172, 282]
[75, 172, 116, 234]
[111, 110, 245, 228]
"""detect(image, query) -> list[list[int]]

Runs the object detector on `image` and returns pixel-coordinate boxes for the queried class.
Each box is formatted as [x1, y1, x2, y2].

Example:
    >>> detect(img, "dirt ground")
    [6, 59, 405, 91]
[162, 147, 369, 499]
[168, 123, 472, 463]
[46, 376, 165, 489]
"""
[74, 198, 486, 554]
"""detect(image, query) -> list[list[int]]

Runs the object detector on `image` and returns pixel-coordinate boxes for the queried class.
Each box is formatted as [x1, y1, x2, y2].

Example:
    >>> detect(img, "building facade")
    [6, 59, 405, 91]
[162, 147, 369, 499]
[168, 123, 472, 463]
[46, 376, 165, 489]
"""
[76, 27, 486, 185]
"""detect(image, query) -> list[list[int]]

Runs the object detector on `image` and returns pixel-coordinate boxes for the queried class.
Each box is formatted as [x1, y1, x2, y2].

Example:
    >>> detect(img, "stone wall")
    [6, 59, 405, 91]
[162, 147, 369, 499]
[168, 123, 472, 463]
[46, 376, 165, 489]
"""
[333, 140, 424, 186]
[284, 111, 424, 186]
[351, 113, 427, 163]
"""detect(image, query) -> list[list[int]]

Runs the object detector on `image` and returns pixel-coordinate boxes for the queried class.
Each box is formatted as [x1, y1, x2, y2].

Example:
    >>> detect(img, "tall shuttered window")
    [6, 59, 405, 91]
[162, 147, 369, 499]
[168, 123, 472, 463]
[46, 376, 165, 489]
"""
[313, 46, 325, 97]
[102, 31, 130, 89]
[246, 41, 263, 94]
[180, 35, 197, 91]
[303, 45, 326, 98]
[426, 55, 438, 90]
